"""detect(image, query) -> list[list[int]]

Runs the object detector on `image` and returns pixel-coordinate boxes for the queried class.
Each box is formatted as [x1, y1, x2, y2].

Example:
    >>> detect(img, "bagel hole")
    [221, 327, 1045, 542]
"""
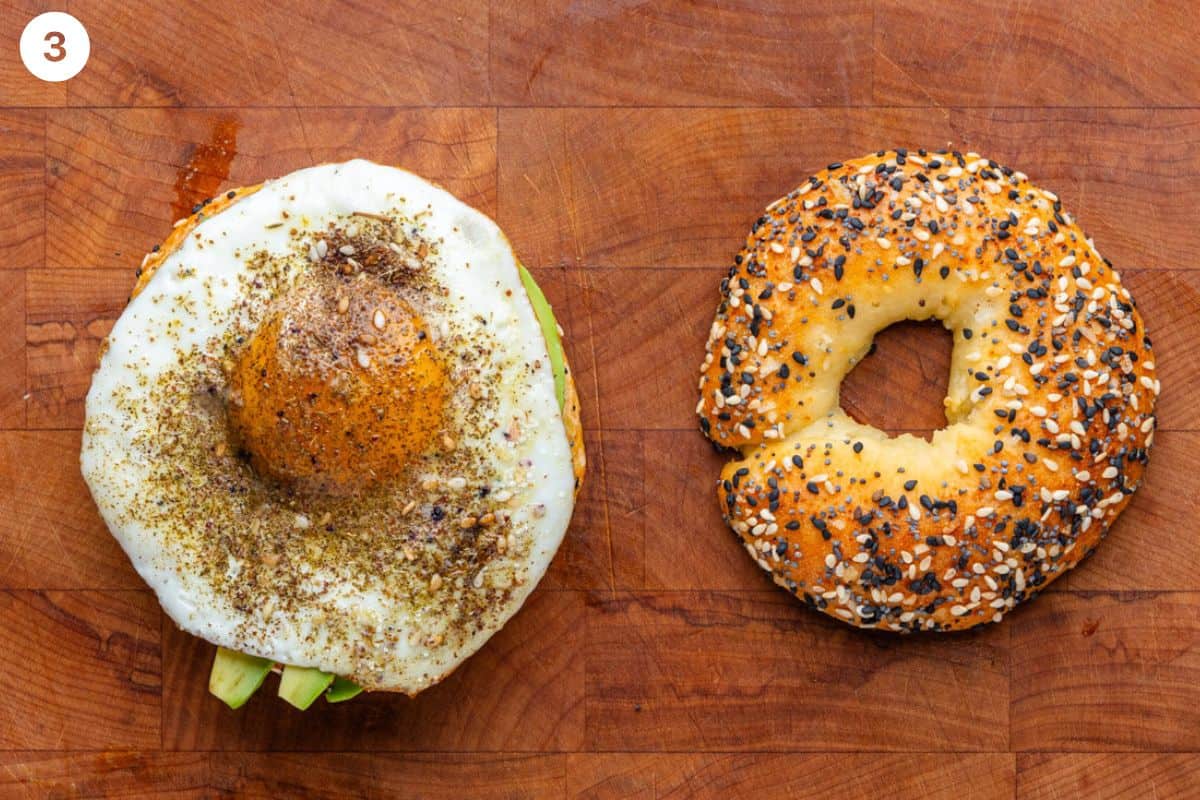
[840, 319, 953, 441]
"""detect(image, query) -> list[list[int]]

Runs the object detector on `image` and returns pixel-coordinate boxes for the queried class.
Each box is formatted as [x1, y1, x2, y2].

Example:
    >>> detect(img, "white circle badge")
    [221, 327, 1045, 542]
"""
[20, 12, 90, 82]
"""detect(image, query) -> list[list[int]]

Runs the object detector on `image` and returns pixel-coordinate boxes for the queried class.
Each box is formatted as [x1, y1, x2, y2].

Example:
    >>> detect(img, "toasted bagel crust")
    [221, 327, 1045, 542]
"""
[698, 149, 1157, 632]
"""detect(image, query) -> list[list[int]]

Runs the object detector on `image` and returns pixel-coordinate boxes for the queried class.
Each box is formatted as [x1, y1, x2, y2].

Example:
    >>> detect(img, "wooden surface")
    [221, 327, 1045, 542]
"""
[1, 1, 1198, 797]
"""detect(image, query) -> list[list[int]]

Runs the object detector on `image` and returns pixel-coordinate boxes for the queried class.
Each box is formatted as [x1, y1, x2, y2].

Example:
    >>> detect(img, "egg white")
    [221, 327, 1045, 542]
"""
[81, 160, 576, 692]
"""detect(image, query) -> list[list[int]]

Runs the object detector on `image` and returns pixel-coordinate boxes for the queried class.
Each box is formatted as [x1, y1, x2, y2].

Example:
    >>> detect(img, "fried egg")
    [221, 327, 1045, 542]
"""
[81, 160, 583, 694]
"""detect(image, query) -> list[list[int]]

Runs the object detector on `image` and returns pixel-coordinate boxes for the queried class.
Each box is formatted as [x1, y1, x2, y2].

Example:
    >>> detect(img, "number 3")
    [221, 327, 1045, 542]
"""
[44, 31, 66, 62]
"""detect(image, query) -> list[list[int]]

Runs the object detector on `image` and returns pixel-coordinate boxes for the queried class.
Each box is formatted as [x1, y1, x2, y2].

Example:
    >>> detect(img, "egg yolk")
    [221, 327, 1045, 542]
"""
[228, 277, 447, 495]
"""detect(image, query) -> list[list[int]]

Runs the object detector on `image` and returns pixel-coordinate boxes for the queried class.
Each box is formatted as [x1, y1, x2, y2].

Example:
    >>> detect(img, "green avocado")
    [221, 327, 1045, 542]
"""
[518, 264, 566, 410]
[325, 675, 364, 703]
[209, 647, 274, 709]
[278, 665, 335, 710]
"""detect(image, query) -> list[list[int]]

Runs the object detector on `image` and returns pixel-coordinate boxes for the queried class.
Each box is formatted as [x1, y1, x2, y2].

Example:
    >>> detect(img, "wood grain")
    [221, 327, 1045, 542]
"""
[0, 431, 140, 590]
[1017, 753, 1200, 800]
[0, 752, 209, 798]
[543, 430, 645, 591]
[1, 0, 1197, 795]
[498, 108, 952, 269]
[566, 753, 1016, 800]
[499, 108, 1200, 271]
[584, 591, 1009, 752]
[563, 268, 714, 431]
[0, 271, 25, 428]
[1010, 592, 1200, 751]
[0, 752, 567, 799]
[267, 1, 490, 107]
[874, 0, 1200, 107]
[24, 269, 125, 429]
[204, 753, 563, 799]
[491, 0, 873, 107]
[46, 108, 496, 269]
[63, 0, 489, 108]
[639, 430, 756, 591]
[0, 751, 1025, 799]
[46, 109, 309, 269]
[0, 111, 44, 270]
[0, 591, 159, 750]
[64, 1, 291, 107]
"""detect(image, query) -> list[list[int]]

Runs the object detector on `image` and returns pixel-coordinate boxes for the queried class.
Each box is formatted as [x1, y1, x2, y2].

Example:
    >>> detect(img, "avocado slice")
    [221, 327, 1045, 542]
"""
[518, 264, 566, 410]
[325, 675, 364, 703]
[278, 665, 335, 710]
[209, 647, 274, 709]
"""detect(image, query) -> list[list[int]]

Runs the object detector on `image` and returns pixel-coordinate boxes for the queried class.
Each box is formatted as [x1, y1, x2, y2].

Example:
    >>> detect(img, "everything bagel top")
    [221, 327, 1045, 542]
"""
[697, 149, 1158, 632]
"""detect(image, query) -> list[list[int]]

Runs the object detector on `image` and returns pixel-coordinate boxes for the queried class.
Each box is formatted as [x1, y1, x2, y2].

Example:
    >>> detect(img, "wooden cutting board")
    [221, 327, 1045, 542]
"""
[1, 1, 1198, 797]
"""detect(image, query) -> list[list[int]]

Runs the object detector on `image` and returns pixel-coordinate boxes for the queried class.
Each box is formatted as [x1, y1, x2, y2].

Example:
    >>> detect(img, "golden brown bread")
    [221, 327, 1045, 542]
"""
[697, 149, 1157, 632]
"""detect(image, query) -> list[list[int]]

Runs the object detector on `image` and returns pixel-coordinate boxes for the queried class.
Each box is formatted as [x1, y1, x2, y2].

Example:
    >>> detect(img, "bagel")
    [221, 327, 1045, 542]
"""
[697, 149, 1158, 632]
